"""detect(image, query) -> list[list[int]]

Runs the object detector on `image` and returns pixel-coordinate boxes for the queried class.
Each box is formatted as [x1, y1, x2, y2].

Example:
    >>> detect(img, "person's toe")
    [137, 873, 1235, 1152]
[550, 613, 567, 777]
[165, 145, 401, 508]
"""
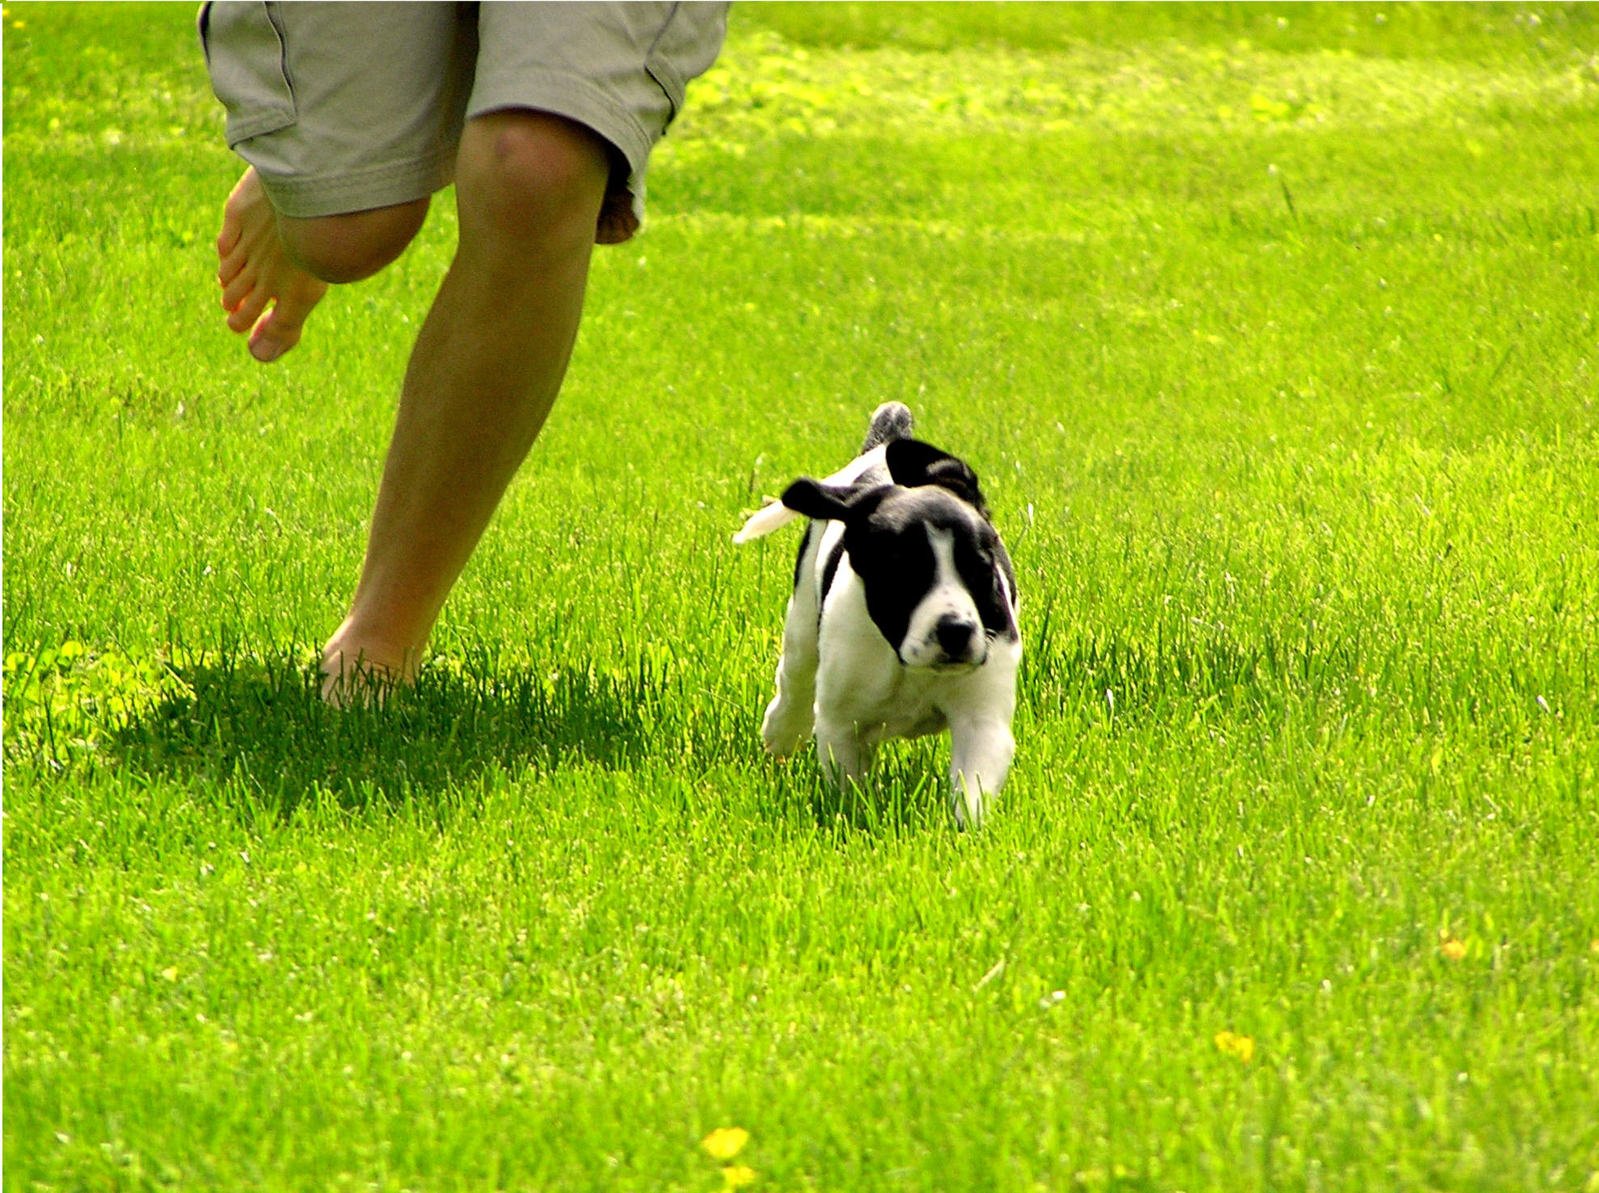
[247, 278, 324, 362]
[216, 218, 242, 262]
[221, 266, 258, 313]
[218, 244, 249, 288]
[227, 288, 270, 334]
[249, 309, 301, 363]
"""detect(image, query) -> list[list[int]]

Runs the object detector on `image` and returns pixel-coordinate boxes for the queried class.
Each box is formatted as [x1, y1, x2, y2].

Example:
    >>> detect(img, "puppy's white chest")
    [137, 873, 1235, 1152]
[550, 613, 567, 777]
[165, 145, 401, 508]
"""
[834, 666, 952, 746]
[814, 568, 993, 744]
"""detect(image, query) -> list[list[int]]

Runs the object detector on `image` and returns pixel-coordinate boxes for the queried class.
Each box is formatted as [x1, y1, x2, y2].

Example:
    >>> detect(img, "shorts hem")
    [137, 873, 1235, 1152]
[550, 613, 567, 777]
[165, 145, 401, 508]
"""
[466, 70, 658, 182]
[253, 151, 455, 220]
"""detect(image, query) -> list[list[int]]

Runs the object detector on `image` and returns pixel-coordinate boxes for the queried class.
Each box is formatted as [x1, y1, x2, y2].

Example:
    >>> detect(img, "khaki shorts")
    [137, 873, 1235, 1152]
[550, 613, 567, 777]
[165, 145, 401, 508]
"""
[198, 1, 727, 241]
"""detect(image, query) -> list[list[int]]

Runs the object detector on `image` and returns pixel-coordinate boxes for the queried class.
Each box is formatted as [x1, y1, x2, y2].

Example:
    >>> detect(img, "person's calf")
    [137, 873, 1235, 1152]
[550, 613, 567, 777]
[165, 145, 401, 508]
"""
[277, 196, 432, 285]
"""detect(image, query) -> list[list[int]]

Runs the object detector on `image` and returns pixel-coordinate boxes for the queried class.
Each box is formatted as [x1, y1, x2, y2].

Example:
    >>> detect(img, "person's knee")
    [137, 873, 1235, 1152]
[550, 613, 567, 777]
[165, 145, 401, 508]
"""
[456, 110, 611, 258]
[276, 198, 431, 284]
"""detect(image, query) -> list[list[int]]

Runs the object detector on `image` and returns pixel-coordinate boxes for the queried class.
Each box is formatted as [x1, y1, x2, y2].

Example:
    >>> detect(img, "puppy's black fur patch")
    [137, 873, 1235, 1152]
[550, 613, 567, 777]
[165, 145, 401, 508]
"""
[885, 437, 990, 516]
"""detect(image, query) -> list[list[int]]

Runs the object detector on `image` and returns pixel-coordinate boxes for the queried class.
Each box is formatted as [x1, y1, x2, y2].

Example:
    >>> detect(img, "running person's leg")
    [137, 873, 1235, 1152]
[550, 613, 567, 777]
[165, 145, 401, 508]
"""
[199, 1, 471, 361]
[319, 109, 613, 695]
[321, 3, 728, 700]
[202, 1, 728, 701]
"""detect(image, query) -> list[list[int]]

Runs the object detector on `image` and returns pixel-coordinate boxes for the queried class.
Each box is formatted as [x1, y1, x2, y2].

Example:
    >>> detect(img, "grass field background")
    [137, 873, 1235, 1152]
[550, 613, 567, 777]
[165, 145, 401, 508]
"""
[5, 3, 1599, 1189]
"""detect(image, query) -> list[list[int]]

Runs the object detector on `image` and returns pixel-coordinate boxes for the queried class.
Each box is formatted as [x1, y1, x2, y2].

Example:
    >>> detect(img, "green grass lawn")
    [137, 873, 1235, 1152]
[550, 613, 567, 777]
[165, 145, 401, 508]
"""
[5, 2, 1599, 1189]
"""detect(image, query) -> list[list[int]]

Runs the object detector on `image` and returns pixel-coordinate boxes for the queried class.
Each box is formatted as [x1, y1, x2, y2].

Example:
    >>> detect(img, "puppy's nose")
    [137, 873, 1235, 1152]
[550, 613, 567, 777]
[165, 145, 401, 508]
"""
[935, 615, 978, 660]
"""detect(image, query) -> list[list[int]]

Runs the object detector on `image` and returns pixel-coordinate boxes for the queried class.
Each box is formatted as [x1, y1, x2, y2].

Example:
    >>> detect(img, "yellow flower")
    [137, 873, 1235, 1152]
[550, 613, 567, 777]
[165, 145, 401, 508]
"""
[160, 966, 180, 982]
[721, 1164, 758, 1189]
[1440, 936, 1468, 962]
[700, 1127, 749, 1162]
[1214, 1030, 1256, 1063]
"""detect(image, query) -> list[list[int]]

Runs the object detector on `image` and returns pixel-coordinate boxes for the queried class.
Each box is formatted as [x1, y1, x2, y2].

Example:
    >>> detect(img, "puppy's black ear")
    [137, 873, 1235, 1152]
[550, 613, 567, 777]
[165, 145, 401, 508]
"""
[781, 479, 889, 524]
[886, 438, 988, 513]
[781, 478, 858, 523]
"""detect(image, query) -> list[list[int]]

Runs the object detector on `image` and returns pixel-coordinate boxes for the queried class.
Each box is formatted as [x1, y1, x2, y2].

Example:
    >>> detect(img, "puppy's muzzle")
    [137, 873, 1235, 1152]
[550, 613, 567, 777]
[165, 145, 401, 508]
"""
[927, 614, 986, 670]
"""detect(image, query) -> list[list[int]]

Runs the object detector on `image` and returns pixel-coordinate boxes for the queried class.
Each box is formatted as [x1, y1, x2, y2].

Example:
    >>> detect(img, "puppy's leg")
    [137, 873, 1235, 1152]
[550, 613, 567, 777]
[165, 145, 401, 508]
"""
[762, 625, 817, 758]
[762, 525, 826, 757]
[947, 718, 1015, 829]
[814, 716, 872, 787]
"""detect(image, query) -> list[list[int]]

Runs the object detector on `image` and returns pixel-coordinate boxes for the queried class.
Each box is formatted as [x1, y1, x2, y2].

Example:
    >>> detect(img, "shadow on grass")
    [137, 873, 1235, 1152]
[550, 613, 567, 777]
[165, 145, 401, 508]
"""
[109, 652, 657, 812]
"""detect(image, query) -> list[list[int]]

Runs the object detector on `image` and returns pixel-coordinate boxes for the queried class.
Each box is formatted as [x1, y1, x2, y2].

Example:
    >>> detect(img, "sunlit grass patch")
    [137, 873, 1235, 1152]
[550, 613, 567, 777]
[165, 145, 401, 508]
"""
[3, 640, 194, 767]
[683, 23, 1599, 146]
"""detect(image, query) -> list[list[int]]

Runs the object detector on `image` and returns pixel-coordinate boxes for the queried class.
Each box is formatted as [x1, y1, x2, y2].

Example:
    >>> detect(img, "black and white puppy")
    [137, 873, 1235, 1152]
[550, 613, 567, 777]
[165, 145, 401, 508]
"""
[735, 404, 1020, 827]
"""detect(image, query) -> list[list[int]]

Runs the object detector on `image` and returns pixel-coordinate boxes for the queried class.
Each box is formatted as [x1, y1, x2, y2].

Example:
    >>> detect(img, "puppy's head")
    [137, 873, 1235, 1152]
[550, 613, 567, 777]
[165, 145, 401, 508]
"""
[782, 439, 1017, 670]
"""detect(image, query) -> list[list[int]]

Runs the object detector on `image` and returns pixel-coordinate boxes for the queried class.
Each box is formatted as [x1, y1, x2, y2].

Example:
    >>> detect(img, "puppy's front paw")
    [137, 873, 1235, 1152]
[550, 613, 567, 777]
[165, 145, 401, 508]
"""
[761, 699, 812, 759]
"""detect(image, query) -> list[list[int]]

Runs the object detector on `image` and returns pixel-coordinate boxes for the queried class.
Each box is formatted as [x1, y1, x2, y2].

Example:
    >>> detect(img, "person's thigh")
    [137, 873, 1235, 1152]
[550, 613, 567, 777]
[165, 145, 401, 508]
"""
[199, 1, 476, 218]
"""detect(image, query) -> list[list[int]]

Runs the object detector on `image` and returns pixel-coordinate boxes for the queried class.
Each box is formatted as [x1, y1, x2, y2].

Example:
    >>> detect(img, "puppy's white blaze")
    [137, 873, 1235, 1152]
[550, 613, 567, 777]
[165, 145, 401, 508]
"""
[899, 526, 984, 669]
[732, 444, 890, 543]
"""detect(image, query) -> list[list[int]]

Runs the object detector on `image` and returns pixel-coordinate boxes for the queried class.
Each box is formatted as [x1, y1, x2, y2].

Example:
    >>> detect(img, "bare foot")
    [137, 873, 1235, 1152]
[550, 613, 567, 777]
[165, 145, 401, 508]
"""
[217, 167, 328, 363]
[319, 622, 422, 708]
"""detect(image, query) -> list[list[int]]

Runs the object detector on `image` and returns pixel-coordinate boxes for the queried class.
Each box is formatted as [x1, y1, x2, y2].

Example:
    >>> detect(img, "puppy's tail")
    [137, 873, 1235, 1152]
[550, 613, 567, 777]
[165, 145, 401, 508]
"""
[862, 402, 914, 452]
